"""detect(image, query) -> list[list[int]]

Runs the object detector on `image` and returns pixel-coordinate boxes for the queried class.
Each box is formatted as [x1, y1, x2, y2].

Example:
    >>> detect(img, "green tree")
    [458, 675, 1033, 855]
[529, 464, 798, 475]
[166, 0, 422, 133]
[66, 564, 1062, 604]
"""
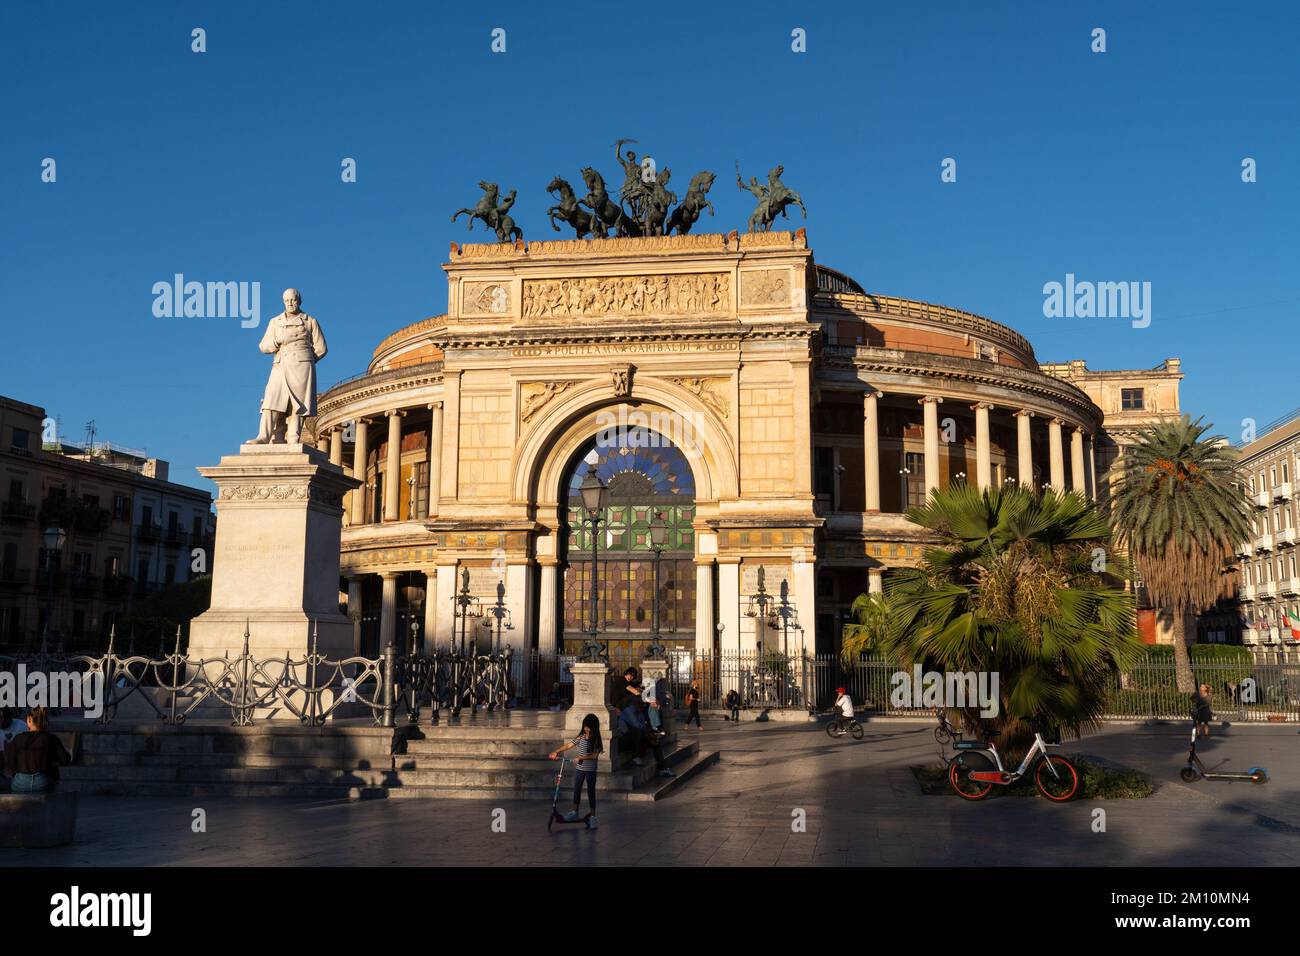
[875, 483, 1141, 749]
[1106, 416, 1250, 693]
[841, 591, 889, 661]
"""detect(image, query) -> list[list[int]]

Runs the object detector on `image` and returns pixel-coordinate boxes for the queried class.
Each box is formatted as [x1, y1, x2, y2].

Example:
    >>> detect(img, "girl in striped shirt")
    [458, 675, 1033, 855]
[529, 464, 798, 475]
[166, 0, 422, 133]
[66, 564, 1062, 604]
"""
[549, 713, 604, 828]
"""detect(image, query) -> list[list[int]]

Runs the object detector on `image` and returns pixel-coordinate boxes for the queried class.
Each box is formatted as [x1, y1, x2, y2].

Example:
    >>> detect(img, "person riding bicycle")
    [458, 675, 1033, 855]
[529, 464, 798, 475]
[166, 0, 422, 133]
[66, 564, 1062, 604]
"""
[833, 687, 854, 733]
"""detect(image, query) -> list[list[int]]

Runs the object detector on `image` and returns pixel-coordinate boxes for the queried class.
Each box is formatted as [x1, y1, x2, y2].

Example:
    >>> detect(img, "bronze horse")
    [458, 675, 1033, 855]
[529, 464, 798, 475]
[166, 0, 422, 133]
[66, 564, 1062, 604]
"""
[666, 171, 716, 235]
[579, 167, 641, 238]
[451, 181, 523, 242]
[546, 176, 597, 239]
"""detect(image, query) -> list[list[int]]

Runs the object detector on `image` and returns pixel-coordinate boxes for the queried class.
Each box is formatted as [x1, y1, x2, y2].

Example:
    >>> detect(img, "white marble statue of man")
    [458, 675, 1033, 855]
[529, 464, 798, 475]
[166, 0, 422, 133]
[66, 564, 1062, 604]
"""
[248, 288, 328, 445]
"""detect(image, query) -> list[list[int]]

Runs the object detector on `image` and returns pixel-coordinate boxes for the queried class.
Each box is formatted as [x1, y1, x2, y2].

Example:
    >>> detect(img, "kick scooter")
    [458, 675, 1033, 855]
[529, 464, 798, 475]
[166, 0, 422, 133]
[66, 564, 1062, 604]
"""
[546, 757, 594, 832]
[1179, 725, 1268, 784]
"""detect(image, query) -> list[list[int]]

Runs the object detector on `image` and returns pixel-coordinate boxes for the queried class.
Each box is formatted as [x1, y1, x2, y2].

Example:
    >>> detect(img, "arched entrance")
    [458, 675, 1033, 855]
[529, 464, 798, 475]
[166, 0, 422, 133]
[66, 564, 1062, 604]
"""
[559, 433, 696, 656]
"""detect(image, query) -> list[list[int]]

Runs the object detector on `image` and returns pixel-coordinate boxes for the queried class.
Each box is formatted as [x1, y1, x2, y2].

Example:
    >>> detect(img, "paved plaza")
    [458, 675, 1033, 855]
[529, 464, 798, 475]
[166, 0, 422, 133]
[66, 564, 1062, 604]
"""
[12, 720, 1298, 867]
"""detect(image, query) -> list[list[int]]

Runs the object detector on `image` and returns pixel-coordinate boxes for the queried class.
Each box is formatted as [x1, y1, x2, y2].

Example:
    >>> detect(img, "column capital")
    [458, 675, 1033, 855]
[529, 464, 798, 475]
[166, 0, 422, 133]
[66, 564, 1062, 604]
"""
[427, 401, 444, 412]
[863, 390, 883, 404]
[422, 568, 439, 578]
[1050, 416, 1066, 426]
[918, 395, 943, 406]
[1073, 425, 1087, 436]
[1013, 409, 1035, 419]
[380, 570, 402, 581]
[354, 416, 372, 427]
[386, 408, 407, 419]
[970, 401, 994, 412]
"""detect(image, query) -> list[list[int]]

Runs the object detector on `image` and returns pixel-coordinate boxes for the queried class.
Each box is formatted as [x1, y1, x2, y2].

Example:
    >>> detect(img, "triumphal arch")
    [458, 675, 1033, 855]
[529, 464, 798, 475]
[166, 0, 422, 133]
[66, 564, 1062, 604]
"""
[312, 229, 1104, 663]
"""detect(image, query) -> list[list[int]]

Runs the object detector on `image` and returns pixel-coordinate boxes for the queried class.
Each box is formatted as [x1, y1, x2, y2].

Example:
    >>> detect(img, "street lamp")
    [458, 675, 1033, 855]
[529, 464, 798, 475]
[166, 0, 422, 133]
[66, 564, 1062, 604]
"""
[646, 510, 668, 660]
[577, 451, 609, 663]
[450, 567, 482, 715]
[42, 526, 66, 645]
[481, 579, 513, 653]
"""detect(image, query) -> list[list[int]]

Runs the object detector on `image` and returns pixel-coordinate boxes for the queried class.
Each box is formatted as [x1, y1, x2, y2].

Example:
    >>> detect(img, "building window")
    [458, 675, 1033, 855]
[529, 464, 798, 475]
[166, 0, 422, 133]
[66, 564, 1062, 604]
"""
[902, 452, 926, 508]
[10, 428, 30, 454]
[113, 495, 130, 520]
[1120, 388, 1144, 410]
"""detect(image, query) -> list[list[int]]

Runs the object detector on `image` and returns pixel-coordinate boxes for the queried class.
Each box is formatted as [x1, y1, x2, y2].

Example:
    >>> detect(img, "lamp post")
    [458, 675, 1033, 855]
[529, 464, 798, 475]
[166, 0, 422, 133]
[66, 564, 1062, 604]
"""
[577, 451, 609, 663]
[646, 510, 668, 660]
[450, 567, 482, 715]
[41, 526, 66, 646]
[745, 566, 776, 704]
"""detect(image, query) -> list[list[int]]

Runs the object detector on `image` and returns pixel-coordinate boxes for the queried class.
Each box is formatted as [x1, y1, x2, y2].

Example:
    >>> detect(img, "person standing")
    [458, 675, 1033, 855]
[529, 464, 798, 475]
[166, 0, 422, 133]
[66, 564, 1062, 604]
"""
[549, 714, 603, 830]
[683, 680, 702, 729]
[1192, 683, 1214, 738]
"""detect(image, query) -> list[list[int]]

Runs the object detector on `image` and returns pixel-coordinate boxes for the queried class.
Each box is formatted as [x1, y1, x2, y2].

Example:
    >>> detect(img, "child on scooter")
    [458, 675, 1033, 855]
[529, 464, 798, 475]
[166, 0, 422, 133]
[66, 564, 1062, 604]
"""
[549, 713, 603, 829]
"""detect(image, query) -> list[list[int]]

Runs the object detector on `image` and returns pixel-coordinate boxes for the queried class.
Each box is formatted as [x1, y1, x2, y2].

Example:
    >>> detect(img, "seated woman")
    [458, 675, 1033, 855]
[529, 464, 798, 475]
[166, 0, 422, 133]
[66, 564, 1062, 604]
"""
[3, 707, 71, 794]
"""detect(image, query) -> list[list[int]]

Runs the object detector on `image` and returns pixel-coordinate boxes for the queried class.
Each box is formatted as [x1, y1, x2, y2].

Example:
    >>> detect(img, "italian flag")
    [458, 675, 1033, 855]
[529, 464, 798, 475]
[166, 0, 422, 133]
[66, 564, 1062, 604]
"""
[1286, 609, 1300, 641]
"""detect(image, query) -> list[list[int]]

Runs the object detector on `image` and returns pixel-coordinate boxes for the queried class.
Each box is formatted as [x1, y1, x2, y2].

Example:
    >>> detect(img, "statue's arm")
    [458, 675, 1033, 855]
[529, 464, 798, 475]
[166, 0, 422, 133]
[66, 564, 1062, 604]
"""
[311, 317, 328, 360]
[258, 320, 278, 355]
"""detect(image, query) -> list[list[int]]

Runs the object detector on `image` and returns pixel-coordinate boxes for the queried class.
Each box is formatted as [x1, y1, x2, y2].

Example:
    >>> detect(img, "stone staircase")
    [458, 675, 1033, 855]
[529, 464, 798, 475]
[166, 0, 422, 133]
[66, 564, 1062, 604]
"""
[56, 710, 717, 802]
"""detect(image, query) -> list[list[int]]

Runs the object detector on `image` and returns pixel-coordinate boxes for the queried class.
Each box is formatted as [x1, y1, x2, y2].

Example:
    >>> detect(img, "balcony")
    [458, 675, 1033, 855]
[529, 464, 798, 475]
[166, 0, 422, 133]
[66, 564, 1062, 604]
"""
[1281, 577, 1300, 596]
[34, 568, 67, 590]
[1253, 491, 1270, 508]
[1, 499, 34, 521]
[1240, 583, 1257, 602]
[1255, 534, 1274, 552]
[1236, 540, 1254, 558]
[1264, 626, 1282, 644]
[163, 526, 188, 548]
[1278, 528, 1298, 547]
[102, 574, 132, 595]
[1258, 581, 1277, 599]
[1275, 482, 1293, 501]
[1243, 628, 1260, 646]
[136, 522, 161, 542]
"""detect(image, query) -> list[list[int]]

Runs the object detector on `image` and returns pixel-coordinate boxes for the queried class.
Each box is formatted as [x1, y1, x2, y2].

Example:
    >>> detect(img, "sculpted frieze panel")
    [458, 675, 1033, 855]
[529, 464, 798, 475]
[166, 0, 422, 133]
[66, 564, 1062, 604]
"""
[522, 273, 729, 319]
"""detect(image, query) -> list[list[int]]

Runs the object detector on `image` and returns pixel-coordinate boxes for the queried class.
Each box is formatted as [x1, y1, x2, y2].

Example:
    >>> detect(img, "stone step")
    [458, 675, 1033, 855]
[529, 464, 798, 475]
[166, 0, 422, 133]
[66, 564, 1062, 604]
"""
[626, 750, 720, 802]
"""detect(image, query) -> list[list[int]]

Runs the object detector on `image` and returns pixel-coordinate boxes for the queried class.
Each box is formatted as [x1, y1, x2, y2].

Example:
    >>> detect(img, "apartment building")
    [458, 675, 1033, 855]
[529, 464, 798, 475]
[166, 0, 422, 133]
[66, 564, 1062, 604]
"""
[1234, 408, 1300, 648]
[0, 395, 214, 651]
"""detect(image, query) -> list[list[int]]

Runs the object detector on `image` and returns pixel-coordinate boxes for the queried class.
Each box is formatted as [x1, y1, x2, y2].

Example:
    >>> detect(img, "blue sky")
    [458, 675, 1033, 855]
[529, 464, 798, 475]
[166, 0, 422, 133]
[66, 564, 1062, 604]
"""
[3, 0, 1297, 495]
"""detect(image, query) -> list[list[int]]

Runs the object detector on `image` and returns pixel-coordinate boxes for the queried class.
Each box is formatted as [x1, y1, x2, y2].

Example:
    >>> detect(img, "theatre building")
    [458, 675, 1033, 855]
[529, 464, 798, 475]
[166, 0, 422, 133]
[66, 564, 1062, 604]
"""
[310, 230, 1163, 662]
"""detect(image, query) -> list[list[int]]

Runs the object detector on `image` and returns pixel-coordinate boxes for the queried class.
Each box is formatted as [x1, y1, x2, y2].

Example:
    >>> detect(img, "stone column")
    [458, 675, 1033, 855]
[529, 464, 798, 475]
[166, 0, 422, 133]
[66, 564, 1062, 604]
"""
[1014, 410, 1034, 488]
[717, 559, 742, 691]
[346, 575, 364, 655]
[1049, 418, 1066, 491]
[422, 569, 438, 654]
[350, 418, 369, 526]
[1089, 438, 1099, 499]
[383, 410, 404, 522]
[316, 430, 331, 454]
[973, 402, 993, 490]
[920, 396, 942, 497]
[695, 561, 714, 651]
[426, 402, 444, 519]
[868, 567, 883, 595]
[328, 429, 343, 467]
[379, 571, 400, 650]
[432, 562, 458, 648]
[1071, 427, 1086, 494]
[863, 390, 883, 511]
[538, 559, 559, 656]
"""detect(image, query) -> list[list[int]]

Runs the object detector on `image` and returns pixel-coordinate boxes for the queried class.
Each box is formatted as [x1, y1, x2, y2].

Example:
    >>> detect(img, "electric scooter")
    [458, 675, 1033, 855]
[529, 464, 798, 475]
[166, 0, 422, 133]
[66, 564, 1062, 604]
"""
[1179, 725, 1269, 784]
[546, 757, 594, 831]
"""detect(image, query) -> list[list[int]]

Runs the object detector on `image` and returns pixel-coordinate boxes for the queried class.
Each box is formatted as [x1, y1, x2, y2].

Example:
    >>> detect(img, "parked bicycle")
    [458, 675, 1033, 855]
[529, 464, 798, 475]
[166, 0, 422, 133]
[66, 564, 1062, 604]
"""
[934, 709, 961, 745]
[947, 722, 1079, 801]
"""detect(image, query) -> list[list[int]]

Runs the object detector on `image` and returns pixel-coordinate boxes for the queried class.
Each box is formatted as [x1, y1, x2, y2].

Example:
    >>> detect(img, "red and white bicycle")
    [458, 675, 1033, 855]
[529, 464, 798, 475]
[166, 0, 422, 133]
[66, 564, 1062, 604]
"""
[947, 724, 1080, 801]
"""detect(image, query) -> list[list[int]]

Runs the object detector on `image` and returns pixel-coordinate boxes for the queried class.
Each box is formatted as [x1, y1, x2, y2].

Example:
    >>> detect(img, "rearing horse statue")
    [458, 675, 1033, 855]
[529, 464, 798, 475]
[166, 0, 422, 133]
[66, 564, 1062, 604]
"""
[546, 176, 596, 239]
[666, 170, 716, 235]
[579, 167, 641, 238]
[451, 181, 523, 242]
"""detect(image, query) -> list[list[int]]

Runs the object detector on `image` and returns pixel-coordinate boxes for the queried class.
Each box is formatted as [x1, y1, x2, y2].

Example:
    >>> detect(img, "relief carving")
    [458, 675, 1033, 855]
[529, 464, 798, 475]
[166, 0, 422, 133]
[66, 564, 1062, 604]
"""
[520, 381, 577, 423]
[740, 269, 791, 307]
[463, 281, 511, 315]
[669, 377, 730, 419]
[522, 273, 729, 319]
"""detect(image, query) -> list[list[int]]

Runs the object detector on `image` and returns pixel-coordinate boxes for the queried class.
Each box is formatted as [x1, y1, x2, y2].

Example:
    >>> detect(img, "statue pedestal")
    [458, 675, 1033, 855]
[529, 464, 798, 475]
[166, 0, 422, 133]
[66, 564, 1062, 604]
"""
[188, 444, 362, 662]
[565, 662, 622, 771]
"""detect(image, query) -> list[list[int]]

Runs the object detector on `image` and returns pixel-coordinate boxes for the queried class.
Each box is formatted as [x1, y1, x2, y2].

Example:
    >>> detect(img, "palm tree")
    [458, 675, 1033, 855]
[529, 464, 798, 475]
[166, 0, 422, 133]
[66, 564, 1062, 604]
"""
[1106, 415, 1250, 693]
[864, 483, 1140, 749]
[840, 591, 888, 661]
